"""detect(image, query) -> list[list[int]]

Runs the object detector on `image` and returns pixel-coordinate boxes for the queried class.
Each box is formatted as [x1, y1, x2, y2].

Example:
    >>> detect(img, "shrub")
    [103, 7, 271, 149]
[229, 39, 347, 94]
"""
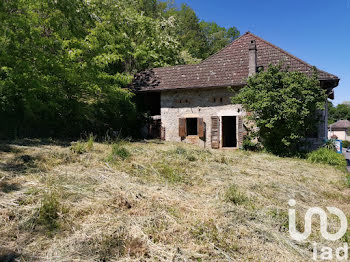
[342, 140, 350, 149]
[224, 184, 248, 205]
[323, 140, 337, 151]
[109, 143, 131, 161]
[232, 64, 327, 157]
[242, 137, 262, 152]
[307, 148, 346, 169]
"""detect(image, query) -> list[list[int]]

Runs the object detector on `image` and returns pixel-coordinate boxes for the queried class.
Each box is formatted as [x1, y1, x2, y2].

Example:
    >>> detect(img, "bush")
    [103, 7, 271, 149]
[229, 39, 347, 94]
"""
[242, 136, 262, 152]
[323, 140, 337, 151]
[307, 148, 346, 169]
[342, 140, 350, 149]
[232, 64, 327, 157]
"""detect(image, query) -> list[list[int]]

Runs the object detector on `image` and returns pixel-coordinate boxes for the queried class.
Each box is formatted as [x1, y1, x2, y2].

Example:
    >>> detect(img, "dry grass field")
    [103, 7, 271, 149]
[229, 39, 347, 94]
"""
[0, 139, 349, 261]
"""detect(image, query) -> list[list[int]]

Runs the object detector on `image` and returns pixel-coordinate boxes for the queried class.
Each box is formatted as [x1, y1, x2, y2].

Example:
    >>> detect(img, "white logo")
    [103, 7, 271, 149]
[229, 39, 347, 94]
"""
[288, 199, 347, 242]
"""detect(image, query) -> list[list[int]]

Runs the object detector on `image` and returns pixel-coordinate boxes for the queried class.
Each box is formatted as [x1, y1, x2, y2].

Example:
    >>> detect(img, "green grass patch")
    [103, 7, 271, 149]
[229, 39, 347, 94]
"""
[108, 143, 131, 161]
[307, 148, 346, 170]
[224, 184, 248, 205]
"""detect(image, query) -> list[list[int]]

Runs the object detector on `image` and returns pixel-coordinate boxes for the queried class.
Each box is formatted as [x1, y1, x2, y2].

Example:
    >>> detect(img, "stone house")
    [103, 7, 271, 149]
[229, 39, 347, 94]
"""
[133, 32, 339, 149]
[328, 120, 350, 141]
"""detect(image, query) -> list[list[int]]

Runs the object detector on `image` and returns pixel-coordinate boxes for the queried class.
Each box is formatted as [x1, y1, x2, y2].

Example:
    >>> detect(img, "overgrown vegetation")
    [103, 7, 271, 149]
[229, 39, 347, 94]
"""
[0, 0, 239, 139]
[342, 140, 350, 148]
[233, 64, 327, 156]
[307, 147, 347, 170]
[0, 140, 349, 261]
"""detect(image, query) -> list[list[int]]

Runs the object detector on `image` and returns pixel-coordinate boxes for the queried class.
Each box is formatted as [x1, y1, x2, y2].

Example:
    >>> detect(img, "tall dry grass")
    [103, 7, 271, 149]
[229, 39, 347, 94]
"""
[0, 140, 349, 261]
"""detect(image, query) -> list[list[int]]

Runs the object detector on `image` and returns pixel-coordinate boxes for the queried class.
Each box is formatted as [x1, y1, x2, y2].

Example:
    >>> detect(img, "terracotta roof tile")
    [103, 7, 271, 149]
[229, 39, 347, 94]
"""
[133, 32, 339, 91]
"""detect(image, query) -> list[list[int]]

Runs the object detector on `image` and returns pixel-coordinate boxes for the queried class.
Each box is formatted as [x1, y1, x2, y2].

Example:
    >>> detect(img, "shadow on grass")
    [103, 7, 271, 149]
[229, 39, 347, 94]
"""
[0, 138, 71, 148]
[0, 155, 38, 175]
[0, 248, 19, 262]
[0, 180, 21, 193]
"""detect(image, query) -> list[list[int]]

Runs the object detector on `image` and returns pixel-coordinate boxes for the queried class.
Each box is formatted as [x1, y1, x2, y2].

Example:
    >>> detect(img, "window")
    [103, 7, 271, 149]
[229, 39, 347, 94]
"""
[179, 118, 204, 138]
[186, 118, 198, 135]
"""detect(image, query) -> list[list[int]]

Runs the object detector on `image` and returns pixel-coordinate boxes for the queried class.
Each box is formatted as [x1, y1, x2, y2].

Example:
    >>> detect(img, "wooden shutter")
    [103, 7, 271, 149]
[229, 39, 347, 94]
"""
[237, 116, 244, 148]
[198, 118, 204, 139]
[211, 116, 220, 149]
[179, 118, 186, 137]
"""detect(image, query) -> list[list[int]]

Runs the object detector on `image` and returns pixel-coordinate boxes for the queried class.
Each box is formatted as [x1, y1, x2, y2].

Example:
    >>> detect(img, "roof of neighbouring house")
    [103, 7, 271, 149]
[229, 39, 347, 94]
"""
[132, 32, 339, 92]
[329, 120, 350, 130]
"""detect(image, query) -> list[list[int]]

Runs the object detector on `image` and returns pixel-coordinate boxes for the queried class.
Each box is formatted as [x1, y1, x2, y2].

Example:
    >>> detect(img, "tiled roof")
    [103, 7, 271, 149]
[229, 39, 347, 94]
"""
[329, 120, 350, 130]
[133, 32, 339, 91]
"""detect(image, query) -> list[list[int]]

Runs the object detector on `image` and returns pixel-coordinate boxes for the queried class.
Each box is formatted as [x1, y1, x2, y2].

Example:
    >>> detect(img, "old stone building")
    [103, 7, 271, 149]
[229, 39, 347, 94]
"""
[133, 32, 339, 149]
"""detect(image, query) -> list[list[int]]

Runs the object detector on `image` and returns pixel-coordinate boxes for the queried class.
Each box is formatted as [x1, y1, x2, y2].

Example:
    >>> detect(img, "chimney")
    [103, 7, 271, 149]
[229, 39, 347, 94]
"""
[248, 40, 257, 76]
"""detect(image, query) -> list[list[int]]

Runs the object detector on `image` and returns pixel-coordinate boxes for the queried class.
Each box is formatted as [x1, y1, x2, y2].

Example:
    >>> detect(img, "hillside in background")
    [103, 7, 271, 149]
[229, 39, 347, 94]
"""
[0, 140, 349, 261]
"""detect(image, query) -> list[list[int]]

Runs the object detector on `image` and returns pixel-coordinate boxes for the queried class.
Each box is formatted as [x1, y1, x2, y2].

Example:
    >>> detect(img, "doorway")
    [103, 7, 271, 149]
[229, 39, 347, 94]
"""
[222, 116, 237, 148]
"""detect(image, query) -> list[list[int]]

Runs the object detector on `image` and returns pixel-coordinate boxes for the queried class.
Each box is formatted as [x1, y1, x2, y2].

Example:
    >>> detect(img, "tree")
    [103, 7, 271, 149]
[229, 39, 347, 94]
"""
[166, 3, 209, 60]
[232, 64, 327, 156]
[0, 0, 183, 138]
[199, 21, 240, 55]
[328, 102, 350, 123]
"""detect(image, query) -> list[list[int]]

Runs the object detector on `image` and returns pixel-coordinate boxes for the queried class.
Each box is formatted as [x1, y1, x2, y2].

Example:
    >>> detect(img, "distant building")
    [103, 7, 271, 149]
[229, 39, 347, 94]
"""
[328, 120, 350, 141]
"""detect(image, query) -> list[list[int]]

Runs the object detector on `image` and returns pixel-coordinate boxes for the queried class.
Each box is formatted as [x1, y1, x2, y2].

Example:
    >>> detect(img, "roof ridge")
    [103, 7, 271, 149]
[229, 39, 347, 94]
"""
[154, 64, 197, 70]
[246, 32, 339, 79]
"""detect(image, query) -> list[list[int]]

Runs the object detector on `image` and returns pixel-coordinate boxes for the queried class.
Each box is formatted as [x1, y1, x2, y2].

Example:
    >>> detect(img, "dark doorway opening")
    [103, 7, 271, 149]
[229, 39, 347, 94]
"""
[186, 118, 198, 136]
[222, 116, 237, 147]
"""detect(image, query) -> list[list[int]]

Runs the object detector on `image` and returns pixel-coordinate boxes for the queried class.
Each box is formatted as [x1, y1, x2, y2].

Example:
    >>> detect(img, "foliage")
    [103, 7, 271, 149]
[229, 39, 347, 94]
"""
[232, 64, 327, 156]
[199, 21, 240, 57]
[0, 0, 240, 139]
[323, 140, 337, 151]
[242, 133, 262, 152]
[342, 140, 350, 148]
[165, 3, 240, 60]
[328, 102, 350, 124]
[307, 148, 347, 170]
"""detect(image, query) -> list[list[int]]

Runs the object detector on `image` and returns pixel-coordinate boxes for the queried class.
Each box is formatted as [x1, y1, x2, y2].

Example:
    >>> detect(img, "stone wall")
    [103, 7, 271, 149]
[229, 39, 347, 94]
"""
[160, 86, 328, 150]
[160, 87, 244, 148]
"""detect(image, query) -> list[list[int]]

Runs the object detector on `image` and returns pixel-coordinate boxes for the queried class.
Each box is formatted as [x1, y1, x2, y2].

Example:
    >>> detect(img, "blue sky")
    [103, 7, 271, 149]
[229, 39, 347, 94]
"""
[176, 0, 349, 105]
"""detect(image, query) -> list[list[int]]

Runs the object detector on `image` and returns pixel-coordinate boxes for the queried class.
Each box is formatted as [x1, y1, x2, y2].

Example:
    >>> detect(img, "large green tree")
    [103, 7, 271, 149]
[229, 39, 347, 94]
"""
[328, 102, 350, 123]
[0, 0, 183, 138]
[232, 65, 327, 156]
[199, 21, 240, 56]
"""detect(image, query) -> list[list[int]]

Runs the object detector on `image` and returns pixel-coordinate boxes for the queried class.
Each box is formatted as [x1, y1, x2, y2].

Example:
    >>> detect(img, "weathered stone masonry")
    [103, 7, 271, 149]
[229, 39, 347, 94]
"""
[161, 87, 244, 148]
